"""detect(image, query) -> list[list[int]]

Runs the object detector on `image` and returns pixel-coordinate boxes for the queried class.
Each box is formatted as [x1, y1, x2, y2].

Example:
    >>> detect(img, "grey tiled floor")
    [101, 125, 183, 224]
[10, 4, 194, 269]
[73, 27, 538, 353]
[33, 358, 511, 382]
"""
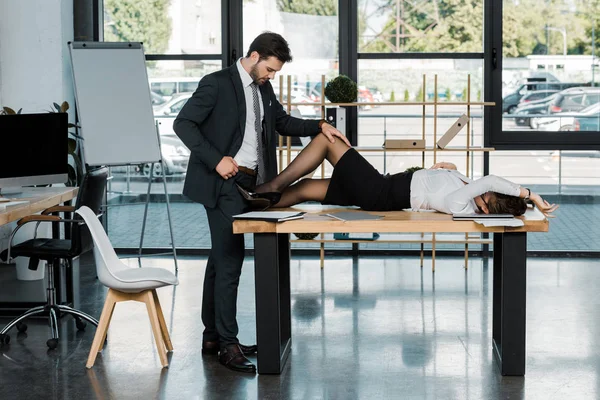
[106, 200, 597, 252]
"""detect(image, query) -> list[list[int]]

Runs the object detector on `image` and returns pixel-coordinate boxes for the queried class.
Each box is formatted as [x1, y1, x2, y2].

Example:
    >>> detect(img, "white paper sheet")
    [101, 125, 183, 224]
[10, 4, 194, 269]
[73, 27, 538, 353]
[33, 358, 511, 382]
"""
[474, 218, 524, 227]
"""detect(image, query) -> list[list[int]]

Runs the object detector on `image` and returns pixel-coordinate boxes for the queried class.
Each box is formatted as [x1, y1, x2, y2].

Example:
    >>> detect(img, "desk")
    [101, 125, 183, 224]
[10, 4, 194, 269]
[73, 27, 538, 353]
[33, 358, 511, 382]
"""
[0, 187, 79, 315]
[233, 207, 549, 376]
[0, 187, 79, 226]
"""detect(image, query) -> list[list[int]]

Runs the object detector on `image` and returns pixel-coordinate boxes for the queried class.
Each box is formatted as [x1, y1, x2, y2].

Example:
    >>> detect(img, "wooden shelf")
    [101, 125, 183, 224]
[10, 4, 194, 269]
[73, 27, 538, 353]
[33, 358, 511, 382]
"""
[276, 73, 495, 270]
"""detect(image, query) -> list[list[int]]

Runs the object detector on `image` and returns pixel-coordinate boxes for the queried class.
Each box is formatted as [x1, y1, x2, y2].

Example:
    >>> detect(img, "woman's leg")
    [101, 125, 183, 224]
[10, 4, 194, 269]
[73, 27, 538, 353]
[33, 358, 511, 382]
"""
[272, 179, 331, 208]
[256, 133, 350, 194]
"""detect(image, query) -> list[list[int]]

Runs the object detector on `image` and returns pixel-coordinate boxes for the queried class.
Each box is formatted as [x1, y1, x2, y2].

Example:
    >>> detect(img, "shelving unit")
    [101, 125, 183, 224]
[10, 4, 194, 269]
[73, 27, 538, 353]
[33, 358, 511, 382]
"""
[276, 74, 495, 271]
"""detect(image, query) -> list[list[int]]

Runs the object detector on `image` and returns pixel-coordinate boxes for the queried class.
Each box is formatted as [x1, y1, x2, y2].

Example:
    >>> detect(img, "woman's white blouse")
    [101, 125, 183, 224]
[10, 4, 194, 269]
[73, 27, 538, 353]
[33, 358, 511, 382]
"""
[409, 168, 521, 214]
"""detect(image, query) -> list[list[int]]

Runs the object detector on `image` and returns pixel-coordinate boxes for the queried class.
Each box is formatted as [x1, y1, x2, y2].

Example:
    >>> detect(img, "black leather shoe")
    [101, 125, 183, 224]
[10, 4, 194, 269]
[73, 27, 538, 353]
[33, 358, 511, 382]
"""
[219, 344, 256, 373]
[202, 340, 257, 355]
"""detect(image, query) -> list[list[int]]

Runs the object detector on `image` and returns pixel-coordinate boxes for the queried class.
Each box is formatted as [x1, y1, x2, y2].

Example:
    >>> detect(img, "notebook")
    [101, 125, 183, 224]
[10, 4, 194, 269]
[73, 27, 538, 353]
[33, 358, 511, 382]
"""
[233, 211, 305, 222]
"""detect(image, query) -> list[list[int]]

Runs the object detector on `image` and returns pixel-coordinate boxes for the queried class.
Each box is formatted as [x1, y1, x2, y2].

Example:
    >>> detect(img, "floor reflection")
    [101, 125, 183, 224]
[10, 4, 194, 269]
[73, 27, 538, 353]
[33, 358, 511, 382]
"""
[0, 254, 599, 399]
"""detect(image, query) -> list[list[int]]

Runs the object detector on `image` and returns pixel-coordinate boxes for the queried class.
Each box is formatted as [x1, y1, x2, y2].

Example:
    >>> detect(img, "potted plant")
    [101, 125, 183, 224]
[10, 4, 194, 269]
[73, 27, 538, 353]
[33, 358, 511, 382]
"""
[324, 75, 358, 104]
[48, 101, 84, 187]
[324, 75, 358, 136]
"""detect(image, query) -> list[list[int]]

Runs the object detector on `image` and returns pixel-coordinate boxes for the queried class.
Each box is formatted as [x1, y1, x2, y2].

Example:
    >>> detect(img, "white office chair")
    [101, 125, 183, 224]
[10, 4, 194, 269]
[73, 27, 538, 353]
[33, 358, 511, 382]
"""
[75, 206, 179, 368]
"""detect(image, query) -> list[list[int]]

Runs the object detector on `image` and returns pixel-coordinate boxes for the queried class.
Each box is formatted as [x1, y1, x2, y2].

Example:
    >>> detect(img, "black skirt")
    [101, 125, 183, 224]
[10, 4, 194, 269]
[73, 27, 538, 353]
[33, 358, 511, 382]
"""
[322, 148, 413, 211]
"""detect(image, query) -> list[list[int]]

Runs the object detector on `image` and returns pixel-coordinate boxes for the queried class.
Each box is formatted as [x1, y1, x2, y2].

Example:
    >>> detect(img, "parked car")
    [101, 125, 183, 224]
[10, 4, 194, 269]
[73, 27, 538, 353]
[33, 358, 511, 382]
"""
[547, 87, 600, 114]
[518, 90, 558, 105]
[367, 87, 384, 103]
[512, 94, 557, 126]
[153, 92, 193, 117]
[532, 103, 600, 131]
[155, 90, 318, 132]
[573, 103, 600, 131]
[140, 135, 190, 178]
[272, 82, 322, 103]
[151, 91, 168, 110]
[149, 77, 200, 98]
[503, 82, 588, 113]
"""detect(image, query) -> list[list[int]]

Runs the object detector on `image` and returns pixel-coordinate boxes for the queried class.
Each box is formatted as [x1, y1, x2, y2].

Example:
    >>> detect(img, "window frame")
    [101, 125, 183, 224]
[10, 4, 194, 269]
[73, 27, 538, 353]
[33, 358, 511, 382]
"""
[486, 0, 600, 151]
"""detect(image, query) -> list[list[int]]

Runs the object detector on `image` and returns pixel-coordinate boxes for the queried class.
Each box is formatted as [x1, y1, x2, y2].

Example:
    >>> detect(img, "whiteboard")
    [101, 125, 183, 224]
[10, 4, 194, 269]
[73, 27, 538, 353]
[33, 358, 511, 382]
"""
[69, 42, 161, 166]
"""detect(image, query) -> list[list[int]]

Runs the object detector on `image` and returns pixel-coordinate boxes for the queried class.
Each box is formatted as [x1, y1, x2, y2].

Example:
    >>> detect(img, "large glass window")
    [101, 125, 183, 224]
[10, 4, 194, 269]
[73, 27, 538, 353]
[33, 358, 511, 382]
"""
[103, 0, 222, 249]
[242, 0, 339, 101]
[501, 0, 599, 134]
[357, 58, 484, 174]
[104, 0, 221, 55]
[358, 0, 483, 53]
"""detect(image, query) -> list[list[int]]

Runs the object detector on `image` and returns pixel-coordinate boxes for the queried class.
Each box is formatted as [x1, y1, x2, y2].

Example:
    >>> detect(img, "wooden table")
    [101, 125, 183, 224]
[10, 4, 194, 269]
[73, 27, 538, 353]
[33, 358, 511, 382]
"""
[0, 187, 79, 226]
[233, 207, 549, 376]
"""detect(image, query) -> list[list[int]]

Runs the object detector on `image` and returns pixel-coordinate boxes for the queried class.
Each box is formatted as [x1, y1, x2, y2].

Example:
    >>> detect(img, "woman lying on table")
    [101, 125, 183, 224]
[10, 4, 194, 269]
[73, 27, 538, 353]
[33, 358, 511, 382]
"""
[237, 133, 558, 217]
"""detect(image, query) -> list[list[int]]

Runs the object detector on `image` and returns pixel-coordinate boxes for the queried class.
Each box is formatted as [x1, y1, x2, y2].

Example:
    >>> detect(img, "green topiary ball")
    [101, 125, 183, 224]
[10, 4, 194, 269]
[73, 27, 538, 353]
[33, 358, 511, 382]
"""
[294, 233, 319, 240]
[324, 75, 358, 103]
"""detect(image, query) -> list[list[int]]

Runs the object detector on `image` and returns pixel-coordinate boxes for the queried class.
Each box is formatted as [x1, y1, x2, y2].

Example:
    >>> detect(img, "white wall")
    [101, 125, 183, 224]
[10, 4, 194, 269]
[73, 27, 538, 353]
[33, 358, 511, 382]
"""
[0, 0, 74, 252]
[0, 0, 74, 113]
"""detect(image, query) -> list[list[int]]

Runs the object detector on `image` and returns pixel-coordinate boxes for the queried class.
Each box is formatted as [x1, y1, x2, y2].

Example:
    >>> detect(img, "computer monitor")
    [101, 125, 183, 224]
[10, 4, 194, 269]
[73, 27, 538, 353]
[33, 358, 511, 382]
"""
[0, 113, 68, 195]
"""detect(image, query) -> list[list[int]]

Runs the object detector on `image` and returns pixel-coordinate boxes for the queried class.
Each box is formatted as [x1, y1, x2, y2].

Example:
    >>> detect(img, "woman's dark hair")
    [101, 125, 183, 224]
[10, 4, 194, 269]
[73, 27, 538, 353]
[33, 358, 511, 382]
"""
[246, 32, 292, 63]
[488, 192, 527, 216]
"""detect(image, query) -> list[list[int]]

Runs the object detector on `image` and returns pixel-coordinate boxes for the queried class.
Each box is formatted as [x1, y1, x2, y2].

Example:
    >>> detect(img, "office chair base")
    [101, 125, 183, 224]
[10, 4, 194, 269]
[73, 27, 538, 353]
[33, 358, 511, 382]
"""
[0, 304, 99, 349]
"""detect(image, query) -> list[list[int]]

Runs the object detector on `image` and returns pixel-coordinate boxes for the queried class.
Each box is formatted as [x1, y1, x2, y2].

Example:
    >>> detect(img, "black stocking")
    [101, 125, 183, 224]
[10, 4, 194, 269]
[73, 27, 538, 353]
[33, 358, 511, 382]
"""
[256, 133, 349, 194]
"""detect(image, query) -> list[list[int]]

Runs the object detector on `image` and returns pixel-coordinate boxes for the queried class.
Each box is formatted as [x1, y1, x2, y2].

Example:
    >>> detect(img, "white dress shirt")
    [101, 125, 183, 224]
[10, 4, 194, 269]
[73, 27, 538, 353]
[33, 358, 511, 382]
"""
[233, 58, 265, 169]
[409, 168, 521, 214]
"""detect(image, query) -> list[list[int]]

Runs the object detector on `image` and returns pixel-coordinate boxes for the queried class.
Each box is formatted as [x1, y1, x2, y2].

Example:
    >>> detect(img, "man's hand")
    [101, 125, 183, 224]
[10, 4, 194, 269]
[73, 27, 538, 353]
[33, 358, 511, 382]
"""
[530, 192, 559, 218]
[430, 162, 457, 170]
[216, 156, 238, 180]
[320, 122, 351, 147]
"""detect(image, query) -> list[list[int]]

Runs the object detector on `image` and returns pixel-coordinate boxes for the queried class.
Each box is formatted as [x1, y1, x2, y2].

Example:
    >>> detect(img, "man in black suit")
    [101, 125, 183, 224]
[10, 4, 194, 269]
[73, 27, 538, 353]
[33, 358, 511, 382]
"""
[174, 32, 348, 373]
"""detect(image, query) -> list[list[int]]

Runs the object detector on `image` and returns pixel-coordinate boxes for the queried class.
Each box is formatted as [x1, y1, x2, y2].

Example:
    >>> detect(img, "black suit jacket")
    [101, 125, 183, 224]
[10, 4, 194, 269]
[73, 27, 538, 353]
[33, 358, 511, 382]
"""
[174, 64, 321, 208]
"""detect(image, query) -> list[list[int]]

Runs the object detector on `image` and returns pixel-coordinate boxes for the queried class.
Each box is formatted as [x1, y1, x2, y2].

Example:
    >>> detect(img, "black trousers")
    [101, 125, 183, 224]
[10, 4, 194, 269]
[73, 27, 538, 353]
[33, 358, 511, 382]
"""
[202, 171, 255, 347]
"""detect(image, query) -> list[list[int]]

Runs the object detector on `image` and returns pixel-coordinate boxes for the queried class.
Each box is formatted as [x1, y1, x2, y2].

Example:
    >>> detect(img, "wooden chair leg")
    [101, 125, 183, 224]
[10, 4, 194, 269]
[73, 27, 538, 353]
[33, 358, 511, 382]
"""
[152, 289, 173, 352]
[99, 293, 118, 352]
[87, 289, 117, 368]
[320, 240, 324, 269]
[144, 290, 169, 367]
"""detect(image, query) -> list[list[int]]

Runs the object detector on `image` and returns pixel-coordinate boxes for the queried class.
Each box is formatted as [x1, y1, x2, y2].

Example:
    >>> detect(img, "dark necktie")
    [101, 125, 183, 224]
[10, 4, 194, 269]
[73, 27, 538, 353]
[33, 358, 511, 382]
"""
[251, 83, 266, 185]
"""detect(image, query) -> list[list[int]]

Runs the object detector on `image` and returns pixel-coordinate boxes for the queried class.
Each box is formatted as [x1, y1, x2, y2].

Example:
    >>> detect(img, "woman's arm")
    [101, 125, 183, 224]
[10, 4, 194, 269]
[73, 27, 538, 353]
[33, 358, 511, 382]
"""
[446, 175, 558, 217]
[445, 175, 521, 214]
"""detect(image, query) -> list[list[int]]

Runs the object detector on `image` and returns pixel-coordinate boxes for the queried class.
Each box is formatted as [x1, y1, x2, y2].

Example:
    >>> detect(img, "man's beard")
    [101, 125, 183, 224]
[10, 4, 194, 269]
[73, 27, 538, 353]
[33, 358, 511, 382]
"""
[250, 63, 263, 85]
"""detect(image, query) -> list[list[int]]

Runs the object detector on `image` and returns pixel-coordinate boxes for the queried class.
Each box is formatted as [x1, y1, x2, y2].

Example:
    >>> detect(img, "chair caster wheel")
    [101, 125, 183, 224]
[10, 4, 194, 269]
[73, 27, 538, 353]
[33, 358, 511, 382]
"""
[46, 338, 58, 350]
[75, 318, 86, 331]
[0, 334, 10, 345]
[16, 321, 27, 333]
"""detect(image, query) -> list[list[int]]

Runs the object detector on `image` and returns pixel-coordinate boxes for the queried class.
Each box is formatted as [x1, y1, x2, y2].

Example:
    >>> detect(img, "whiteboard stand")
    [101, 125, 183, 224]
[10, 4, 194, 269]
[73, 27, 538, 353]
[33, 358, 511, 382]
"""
[134, 122, 178, 272]
[138, 160, 179, 272]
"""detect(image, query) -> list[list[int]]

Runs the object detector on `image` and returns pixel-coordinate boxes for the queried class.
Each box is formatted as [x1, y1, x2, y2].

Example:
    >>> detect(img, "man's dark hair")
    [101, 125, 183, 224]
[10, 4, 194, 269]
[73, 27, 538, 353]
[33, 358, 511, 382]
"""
[488, 192, 527, 216]
[246, 32, 292, 63]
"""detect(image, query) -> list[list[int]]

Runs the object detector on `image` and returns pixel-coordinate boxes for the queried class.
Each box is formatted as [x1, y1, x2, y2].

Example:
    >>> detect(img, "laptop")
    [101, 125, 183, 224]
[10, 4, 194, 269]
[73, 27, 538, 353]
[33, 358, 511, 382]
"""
[452, 213, 514, 220]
